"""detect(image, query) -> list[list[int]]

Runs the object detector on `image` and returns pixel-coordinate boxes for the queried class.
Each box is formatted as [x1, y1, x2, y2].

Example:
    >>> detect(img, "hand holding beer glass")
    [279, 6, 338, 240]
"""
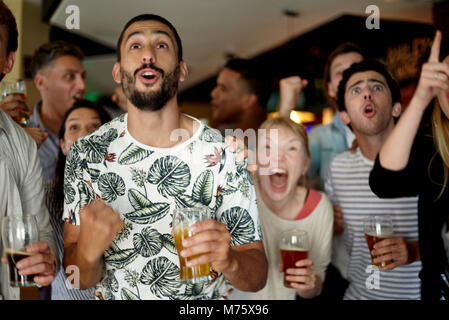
[280, 229, 309, 288]
[173, 206, 212, 284]
[1, 215, 39, 287]
[364, 215, 395, 268]
[0, 79, 29, 127]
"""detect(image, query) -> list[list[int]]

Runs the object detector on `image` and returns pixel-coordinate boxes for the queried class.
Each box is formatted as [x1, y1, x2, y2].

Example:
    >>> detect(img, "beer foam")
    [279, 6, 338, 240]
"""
[279, 246, 308, 251]
[5, 248, 32, 256]
[365, 230, 394, 238]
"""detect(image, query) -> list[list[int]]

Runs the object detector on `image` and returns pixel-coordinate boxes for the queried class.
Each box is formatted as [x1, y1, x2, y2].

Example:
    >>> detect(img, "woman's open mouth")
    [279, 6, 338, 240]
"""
[269, 168, 288, 193]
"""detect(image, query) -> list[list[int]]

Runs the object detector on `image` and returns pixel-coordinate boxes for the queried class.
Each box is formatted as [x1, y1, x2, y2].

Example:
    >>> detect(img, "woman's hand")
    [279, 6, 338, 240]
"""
[412, 31, 449, 110]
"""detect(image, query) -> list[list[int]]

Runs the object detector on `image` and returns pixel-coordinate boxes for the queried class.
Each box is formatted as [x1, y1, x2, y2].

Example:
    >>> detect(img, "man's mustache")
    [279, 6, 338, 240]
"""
[134, 63, 164, 78]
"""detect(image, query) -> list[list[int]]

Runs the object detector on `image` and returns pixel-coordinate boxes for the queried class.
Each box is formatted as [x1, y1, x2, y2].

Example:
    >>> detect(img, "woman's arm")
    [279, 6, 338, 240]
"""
[379, 31, 449, 170]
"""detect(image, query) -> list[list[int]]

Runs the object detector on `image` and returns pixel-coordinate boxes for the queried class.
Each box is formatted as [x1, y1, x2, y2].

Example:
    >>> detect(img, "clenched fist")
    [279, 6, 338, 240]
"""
[77, 200, 124, 263]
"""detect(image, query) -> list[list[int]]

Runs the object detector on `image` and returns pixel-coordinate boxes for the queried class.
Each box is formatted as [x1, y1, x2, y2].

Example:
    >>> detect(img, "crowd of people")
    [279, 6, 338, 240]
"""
[0, 1, 448, 301]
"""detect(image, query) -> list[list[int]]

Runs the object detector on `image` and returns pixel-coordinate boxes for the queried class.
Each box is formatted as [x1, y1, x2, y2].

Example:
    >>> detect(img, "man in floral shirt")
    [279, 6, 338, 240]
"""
[62, 14, 267, 300]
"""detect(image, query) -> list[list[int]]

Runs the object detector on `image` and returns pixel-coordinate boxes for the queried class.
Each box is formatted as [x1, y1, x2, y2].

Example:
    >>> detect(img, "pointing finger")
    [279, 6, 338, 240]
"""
[429, 30, 442, 63]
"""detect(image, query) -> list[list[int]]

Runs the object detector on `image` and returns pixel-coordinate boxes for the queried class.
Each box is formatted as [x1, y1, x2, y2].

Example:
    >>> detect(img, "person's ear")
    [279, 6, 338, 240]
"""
[328, 82, 336, 99]
[60, 138, 68, 156]
[3, 51, 15, 74]
[243, 93, 257, 109]
[392, 102, 402, 118]
[340, 110, 351, 125]
[304, 156, 311, 173]
[112, 62, 121, 84]
[34, 73, 46, 91]
[178, 61, 188, 83]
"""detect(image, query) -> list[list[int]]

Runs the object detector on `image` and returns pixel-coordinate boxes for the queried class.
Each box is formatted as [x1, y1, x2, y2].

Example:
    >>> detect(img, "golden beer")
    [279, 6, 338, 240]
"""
[364, 232, 394, 267]
[173, 222, 211, 284]
[363, 215, 395, 268]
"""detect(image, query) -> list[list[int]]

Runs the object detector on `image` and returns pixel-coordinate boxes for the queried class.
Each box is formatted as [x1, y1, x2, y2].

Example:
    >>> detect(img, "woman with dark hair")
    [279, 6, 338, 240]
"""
[45, 99, 111, 299]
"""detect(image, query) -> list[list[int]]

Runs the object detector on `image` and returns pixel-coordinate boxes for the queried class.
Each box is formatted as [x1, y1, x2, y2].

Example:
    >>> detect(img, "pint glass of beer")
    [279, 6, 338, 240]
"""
[363, 215, 394, 268]
[1, 215, 39, 287]
[280, 229, 309, 288]
[173, 206, 212, 284]
[0, 79, 29, 127]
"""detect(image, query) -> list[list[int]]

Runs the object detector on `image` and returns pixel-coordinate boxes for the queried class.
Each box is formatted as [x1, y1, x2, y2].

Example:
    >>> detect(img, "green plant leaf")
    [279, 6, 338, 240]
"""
[133, 227, 163, 257]
[192, 170, 214, 206]
[147, 156, 191, 198]
[102, 269, 119, 293]
[130, 168, 147, 188]
[101, 128, 119, 144]
[127, 188, 151, 210]
[199, 127, 223, 143]
[174, 194, 201, 208]
[219, 207, 255, 246]
[105, 246, 139, 269]
[88, 168, 101, 183]
[219, 148, 226, 173]
[185, 282, 205, 296]
[98, 172, 126, 202]
[161, 233, 177, 255]
[79, 128, 118, 164]
[80, 136, 108, 164]
[63, 183, 76, 205]
[64, 150, 85, 183]
[213, 194, 223, 212]
[120, 288, 140, 300]
[140, 256, 181, 299]
[118, 143, 153, 165]
[125, 201, 170, 224]
[77, 180, 95, 209]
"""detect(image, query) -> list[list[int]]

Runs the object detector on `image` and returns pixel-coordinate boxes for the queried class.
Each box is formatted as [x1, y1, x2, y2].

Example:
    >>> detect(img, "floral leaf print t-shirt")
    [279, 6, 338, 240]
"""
[62, 114, 262, 300]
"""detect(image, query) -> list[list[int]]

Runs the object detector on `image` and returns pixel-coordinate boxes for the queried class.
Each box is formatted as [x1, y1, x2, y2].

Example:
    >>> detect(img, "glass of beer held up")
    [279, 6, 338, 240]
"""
[280, 229, 309, 288]
[364, 215, 395, 268]
[2, 215, 40, 287]
[173, 206, 212, 284]
[1, 79, 29, 127]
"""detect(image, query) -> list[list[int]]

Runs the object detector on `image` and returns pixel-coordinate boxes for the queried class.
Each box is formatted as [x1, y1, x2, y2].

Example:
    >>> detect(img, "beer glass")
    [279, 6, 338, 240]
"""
[280, 229, 309, 288]
[363, 215, 395, 268]
[173, 206, 212, 284]
[2, 215, 40, 287]
[1, 79, 29, 127]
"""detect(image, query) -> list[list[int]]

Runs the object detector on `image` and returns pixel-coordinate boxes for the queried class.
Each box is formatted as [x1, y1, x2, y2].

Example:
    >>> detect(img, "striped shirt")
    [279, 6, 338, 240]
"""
[45, 180, 94, 300]
[325, 149, 421, 300]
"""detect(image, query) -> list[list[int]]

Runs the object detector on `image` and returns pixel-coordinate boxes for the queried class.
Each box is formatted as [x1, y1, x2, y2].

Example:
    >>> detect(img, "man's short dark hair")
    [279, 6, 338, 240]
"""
[116, 14, 183, 62]
[0, 0, 18, 55]
[30, 40, 84, 78]
[323, 42, 364, 101]
[224, 58, 272, 109]
[337, 59, 401, 112]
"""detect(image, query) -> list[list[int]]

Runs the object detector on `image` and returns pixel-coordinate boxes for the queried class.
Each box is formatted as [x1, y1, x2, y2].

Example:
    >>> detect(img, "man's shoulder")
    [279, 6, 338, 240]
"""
[80, 114, 125, 141]
[0, 110, 34, 147]
[309, 121, 343, 143]
[197, 123, 225, 144]
[69, 114, 124, 158]
[190, 123, 228, 154]
[329, 150, 360, 167]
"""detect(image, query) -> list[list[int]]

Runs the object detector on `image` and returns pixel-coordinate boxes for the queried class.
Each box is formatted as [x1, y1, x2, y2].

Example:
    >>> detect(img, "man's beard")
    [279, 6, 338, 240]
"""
[121, 63, 180, 111]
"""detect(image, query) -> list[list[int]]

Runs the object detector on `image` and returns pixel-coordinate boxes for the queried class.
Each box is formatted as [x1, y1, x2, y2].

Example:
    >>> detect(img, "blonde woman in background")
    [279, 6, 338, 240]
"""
[231, 117, 333, 300]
